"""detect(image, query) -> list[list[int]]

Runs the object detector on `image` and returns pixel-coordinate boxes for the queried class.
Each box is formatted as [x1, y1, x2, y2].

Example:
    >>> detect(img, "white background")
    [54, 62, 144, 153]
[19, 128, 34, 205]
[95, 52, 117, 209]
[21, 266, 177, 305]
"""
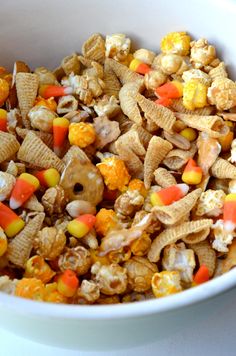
[0, 287, 236, 356]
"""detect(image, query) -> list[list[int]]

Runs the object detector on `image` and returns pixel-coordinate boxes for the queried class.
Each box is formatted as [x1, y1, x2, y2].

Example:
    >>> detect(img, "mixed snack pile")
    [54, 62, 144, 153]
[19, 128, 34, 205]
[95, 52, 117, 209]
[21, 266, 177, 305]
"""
[0, 31, 236, 304]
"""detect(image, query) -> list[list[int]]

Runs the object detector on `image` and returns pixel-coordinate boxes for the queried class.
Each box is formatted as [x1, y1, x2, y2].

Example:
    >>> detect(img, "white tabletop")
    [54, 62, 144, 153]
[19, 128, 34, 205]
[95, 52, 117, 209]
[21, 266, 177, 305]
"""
[1, 287, 236, 356]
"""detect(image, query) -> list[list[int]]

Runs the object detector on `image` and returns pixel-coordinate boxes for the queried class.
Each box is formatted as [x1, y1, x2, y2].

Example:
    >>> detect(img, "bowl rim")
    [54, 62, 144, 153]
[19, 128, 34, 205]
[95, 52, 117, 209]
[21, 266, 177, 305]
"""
[0, 268, 235, 320]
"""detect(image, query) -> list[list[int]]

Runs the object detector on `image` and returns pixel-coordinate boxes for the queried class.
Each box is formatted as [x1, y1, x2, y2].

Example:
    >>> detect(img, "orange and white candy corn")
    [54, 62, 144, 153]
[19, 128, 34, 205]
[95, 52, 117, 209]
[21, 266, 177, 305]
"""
[34, 168, 60, 188]
[150, 183, 189, 207]
[223, 193, 236, 231]
[67, 214, 96, 239]
[9, 173, 40, 209]
[0, 202, 25, 237]
[182, 158, 203, 185]
[53, 117, 70, 155]
[129, 58, 151, 75]
[155, 80, 183, 99]
[39, 84, 73, 99]
[57, 269, 79, 297]
[0, 109, 7, 132]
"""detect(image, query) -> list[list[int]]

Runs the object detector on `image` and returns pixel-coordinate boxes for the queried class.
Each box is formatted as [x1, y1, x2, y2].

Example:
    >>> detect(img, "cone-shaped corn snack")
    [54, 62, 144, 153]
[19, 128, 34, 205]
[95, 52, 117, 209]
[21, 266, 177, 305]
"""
[0, 132, 20, 163]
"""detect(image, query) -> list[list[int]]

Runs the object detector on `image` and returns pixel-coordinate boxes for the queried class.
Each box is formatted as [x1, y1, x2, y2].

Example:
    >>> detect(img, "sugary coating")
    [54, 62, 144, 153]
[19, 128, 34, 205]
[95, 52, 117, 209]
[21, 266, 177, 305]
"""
[68, 123, 96, 148]
[105, 34, 131, 62]
[196, 189, 226, 217]
[161, 32, 191, 56]
[58, 246, 92, 275]
[152, 271, 182, 298]
[97, 156, 130, 191]
[212, 219, 236, 253]
[162, 243, 196, 283]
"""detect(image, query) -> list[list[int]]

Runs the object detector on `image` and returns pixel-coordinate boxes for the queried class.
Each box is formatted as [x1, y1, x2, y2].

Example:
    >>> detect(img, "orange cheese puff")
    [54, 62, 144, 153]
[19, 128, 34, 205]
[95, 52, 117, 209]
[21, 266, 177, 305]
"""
[57, 269, 79, 297]
[15, 278, 45, 301]
[128, 179, 147, 197]
[24, 255, 56, 283]
[53, 117, 70, 155]
[150, 183, 189, 207]
[193, 265, 209, 285]
[0, 78, 9, 106]
[223, 193, 236, 230]
[155, 81, 183, 99]
[218, 121, 234, 152]
[0, 202, 25, 237]
[34, 96, 57, 112]
[68, 122, 96, 148]
[9, 173, 40, 210]
[0, 109, 7, 132]
[95, 208, 118, 236]
[34, 168, 60, 188]
[67, 214, 96, 239]
[129, 58, 151, 75]
[97, 156, 131, 191]
[39, 84, 73, 99]
[44, 283, 67, 303]
[182, 158, 203, 185]
[155, 97, 173, 107]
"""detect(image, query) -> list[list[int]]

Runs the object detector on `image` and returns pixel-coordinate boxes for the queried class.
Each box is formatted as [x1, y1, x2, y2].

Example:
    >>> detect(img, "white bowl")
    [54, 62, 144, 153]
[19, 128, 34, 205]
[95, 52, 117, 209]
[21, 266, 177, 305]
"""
[1, 0, 236, 350]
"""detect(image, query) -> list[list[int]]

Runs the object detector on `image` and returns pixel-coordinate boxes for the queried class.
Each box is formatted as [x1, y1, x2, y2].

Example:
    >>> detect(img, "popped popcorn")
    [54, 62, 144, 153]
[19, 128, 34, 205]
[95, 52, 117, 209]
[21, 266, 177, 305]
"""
[0, 31, 235, 305]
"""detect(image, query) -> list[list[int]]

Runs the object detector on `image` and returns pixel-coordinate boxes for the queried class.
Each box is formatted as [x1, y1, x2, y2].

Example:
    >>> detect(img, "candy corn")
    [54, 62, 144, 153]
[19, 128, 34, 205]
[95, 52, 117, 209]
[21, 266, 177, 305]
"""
[0, 228, 7, 256]
[53, 117, 70, 155]
[39, 84, 73, 99]
[193, 265, 209, 285]
[67, 214, 96, 239]
[155, 81, 183, 99]
[34, 168, 60, 188]
[223, 193, 236, 231]
[150, 183, 189, 207]
[57, 269, 79, 297]
[0, 202, 25, 237]
[129, 58, 151, 75]
[182, 158, 203, 185]
[0, 109, 7, 132]
[155, 97, 173, 107]
[9, 173, 40, 209]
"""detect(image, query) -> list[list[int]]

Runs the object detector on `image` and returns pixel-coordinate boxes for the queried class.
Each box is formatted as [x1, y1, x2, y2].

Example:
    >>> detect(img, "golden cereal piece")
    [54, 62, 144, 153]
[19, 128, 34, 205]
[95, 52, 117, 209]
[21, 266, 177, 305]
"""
[175, 112, 229, 138]
[106, 58, 143, 85]
[152, 271, 182, 298]
[0, 131, 20, 164]
[57, 95, 78, 114]
[91, 262, 127, 295]
[82, 33, 105, 64]
[16, 127, 53, 148]
[7, 213, 45, 268]
[23, 194, 44, 212]
[190, 240, 216, 277]
[34, 227, 66, 260]
[148, 218, 212, 263]
[211, 157, 236, 179]
[61, 53, 80, 75]
[163, 144, 197, 170]
[17, 132, 65, 172]
[152, 188, 202, 226]
[119, 81, 144, 125]
[15, 73, 39, 128]
[209, 62, 228, 82]
[154, 167, 176, 188]
[136, 93, 176, 133]
[124, 256, 157, 292]
[103, 60, 121, 98]
[144, 137, 173, 189]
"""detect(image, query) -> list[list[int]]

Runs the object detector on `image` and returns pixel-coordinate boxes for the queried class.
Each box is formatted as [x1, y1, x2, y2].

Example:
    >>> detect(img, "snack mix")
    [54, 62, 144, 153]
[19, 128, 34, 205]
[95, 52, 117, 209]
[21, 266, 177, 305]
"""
[0, 31, 236, 304]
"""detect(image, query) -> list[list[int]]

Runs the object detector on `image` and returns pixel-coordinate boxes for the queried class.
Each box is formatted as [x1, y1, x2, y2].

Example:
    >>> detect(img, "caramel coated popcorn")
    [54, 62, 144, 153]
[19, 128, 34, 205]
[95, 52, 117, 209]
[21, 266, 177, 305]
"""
[0, 31, 235, 305]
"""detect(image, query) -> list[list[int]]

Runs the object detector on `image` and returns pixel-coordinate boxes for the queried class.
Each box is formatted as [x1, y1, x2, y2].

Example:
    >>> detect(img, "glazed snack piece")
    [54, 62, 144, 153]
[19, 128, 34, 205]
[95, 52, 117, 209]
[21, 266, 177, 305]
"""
[0, 31, 235, 304]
